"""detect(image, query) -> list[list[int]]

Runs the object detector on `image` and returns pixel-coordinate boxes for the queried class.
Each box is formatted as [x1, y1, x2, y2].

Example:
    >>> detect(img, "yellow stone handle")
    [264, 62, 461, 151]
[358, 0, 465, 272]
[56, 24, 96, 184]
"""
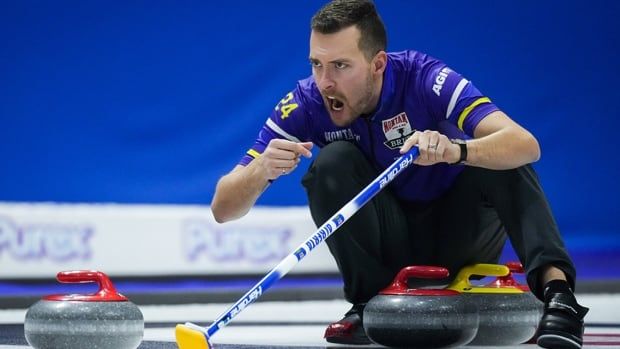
[447, 263, 523, 294]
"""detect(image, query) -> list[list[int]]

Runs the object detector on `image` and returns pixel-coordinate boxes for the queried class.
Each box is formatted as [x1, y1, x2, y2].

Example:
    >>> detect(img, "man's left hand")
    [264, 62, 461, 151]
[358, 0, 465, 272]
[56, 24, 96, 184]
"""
[400, 130, 460, 166]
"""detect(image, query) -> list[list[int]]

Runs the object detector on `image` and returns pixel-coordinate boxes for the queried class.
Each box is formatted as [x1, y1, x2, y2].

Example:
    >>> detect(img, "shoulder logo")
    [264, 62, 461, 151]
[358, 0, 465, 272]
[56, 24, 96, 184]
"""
[382, 112, 415, 150]
[432, 67, 451, 96]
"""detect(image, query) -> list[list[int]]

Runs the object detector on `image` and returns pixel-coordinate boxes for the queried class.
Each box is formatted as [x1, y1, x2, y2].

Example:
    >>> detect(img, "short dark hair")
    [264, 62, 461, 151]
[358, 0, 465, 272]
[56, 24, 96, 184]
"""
[311, 0, 387, 61]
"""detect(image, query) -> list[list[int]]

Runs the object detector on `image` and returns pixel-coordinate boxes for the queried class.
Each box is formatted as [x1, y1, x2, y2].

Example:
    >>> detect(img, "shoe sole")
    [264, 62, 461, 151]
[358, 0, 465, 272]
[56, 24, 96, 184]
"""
[537, 334, 582, 349]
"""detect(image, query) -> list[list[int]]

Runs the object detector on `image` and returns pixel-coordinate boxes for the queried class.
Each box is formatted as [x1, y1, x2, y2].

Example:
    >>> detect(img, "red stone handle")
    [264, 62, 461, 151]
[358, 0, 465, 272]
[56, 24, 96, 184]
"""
[505, 261, 525, 274]
[394, 265, 449, 284]
[380, 266, 459, 296]
[44, 270, 128, 302]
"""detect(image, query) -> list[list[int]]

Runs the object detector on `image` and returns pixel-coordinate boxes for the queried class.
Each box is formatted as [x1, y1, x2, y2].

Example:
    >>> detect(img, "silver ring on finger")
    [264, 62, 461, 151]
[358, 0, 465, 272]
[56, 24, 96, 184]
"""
[428, 143, 438, 149]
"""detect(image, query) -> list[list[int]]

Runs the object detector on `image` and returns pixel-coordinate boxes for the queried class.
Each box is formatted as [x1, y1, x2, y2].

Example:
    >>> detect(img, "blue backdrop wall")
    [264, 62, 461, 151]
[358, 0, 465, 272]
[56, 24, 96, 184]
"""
[1, 1, 619, 254]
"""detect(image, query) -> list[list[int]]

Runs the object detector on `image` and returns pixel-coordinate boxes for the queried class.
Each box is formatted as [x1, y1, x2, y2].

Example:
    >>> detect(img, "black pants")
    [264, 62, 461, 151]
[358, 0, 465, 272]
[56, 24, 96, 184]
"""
[302, 141, 575, 304]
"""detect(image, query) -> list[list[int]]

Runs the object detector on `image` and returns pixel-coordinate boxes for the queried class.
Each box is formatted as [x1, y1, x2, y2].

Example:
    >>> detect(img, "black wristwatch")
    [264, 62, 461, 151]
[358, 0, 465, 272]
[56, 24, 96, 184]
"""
[450, 139, 467, 165]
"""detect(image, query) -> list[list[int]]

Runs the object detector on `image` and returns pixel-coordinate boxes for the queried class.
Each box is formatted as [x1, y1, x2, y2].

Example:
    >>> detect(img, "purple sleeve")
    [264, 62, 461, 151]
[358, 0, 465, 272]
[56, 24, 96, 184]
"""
[417, 56, 499, 137]
[238, 87, 310, 166]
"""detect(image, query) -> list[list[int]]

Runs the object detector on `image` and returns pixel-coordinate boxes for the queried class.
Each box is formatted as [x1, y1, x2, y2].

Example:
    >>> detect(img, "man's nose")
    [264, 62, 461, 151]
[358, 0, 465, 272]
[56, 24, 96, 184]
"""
[316, 70, 335, 92]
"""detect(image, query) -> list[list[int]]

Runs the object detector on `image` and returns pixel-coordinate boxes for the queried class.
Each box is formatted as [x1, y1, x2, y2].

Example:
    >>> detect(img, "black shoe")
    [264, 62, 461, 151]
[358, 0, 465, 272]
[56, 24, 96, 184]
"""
[324, 303, 371, 345]
[536, 281, 589, 349]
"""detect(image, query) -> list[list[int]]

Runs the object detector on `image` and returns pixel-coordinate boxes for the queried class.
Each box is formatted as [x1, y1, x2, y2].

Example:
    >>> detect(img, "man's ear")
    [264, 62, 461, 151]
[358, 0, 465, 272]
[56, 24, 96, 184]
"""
[372, 51, 387, 75]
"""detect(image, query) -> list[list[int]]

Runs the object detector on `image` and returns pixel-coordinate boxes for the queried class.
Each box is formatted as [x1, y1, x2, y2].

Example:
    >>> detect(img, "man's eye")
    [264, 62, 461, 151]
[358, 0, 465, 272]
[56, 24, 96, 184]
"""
[310, 61, 322, 68]
[335, 62, 348, 69]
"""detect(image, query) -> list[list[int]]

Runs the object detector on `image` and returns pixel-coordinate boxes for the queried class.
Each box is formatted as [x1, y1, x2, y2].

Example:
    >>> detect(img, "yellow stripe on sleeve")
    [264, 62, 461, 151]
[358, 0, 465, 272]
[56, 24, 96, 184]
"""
[457, 97, 491, 131]
[247, 149, 261, 159]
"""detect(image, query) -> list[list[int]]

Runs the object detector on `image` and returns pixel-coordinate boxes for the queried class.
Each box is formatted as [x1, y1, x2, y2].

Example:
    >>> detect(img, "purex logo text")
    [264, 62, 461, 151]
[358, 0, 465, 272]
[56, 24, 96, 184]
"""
[0, 216, 93, 261]
[183, 220, 290, 262]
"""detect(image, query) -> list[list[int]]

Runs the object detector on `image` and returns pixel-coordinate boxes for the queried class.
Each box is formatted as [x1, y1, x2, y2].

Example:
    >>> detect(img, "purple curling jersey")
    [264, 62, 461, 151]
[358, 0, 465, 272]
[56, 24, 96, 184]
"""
[240, 50, 499, 202]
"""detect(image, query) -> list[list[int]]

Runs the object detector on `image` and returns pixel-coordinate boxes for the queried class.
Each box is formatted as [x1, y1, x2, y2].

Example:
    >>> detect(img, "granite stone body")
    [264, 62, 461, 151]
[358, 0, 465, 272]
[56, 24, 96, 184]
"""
[364, 294, 478, 348]
[24, 270, 144, 349]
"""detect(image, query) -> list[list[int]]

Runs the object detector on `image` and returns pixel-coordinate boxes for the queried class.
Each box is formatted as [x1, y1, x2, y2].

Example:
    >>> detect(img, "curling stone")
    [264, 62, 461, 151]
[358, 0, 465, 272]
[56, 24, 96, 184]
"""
[24, 270, 144, 349]
[364, 266, 478, 348]
[447, 263, 542, 346]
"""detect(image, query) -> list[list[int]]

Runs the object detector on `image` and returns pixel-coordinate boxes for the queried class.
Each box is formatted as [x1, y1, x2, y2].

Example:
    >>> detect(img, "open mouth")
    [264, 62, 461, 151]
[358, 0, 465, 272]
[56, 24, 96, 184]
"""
[327, 96, 344, 111]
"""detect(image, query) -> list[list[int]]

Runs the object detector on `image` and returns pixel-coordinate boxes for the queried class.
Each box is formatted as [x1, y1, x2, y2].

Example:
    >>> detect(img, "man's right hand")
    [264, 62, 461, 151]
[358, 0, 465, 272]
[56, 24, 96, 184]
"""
[212, 139, 313, 223]
[258, 139, 314, 180]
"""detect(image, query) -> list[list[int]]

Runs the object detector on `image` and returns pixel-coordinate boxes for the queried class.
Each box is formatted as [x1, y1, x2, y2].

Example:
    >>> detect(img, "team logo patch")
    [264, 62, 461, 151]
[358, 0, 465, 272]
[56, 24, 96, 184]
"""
[382, 112, 415, 150]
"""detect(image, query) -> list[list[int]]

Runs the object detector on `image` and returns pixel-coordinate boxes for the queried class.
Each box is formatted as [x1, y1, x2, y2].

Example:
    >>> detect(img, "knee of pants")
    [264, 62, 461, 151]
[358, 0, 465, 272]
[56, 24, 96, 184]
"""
[314, 141, 365, 173]
[468, 164, 539, 187]
[302, 141, 367, 190]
